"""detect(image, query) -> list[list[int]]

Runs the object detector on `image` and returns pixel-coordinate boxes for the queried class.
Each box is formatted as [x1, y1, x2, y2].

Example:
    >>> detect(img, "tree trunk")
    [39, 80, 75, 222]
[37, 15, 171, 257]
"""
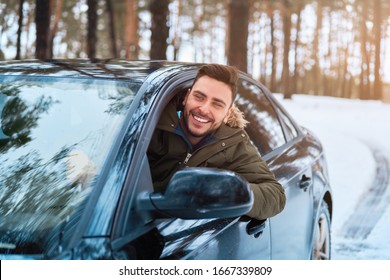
[341, 16, 351, 99]
[35, 0, 51, 59]
[125, 0, 139, 60]
[106, 0, 118, 58]
[49, 0, 63, 58]
[171, 0, 182, 61]
[282, 0, 292, 99]
[292, 6, 302, 95]
[343, 7, 355, 99]
[373, 0, 382, 100]
[150, 0, 169, 60]
[359, 0, 370, 99]
[87, 0, 97, 59]
[323, 8, 332, 97]
[226, 0, 249, 72]
[312, 2, 323, 95]
[24, 4, 34, 57]
[258, 7, 268, 86]
[268, 5, 277, 93]
[16, 0, 25, 60]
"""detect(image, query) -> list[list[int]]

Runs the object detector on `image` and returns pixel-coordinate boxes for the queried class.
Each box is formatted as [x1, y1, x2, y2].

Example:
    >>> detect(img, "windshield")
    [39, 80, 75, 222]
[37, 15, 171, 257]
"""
[0, 76, 141, 255]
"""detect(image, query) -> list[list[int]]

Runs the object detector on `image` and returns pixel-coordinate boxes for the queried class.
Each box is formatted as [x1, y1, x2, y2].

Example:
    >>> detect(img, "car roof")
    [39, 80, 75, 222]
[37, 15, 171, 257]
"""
[0, 59, 200, 83]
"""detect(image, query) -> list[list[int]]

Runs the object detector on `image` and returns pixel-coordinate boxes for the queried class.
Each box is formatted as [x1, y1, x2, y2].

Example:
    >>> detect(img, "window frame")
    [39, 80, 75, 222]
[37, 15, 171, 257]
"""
[237, 75, 304, 157]
[110, 70, 197, 246]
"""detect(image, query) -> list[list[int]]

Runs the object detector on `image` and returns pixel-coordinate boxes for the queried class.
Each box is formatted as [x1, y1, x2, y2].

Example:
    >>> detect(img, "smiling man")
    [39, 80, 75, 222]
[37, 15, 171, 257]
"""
[181, 75, 233, 145]
[147, 64, 285, 220]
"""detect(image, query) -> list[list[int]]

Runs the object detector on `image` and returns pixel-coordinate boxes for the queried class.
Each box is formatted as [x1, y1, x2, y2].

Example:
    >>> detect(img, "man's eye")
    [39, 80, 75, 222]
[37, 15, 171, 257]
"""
[194, 95, 203, 101]
[213, 102, 224, 109]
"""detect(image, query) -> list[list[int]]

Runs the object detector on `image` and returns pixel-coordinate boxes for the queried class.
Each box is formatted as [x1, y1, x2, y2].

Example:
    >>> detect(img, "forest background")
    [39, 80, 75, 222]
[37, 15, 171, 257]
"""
[1, 0, 390, 102]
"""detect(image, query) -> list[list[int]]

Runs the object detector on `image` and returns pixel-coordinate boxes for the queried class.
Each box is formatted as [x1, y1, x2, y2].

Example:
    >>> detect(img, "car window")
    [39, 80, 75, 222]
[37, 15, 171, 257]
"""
[0, 76, 141, 254]
[276, 106, 299, 141]
[236, 79, 285, 155]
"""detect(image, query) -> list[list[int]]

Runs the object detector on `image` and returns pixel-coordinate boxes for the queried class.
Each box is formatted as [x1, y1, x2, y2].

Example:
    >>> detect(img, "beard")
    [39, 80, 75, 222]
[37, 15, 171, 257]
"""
[181, 108, 219, 139]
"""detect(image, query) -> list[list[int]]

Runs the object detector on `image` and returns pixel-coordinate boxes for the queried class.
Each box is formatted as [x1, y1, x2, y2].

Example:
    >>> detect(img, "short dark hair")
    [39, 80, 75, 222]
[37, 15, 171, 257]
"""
[192, 64, 239, 104]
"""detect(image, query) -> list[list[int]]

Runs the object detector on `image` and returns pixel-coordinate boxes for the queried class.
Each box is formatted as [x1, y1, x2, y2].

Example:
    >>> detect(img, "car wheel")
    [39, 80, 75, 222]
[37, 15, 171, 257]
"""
[312, 201, 331, 260]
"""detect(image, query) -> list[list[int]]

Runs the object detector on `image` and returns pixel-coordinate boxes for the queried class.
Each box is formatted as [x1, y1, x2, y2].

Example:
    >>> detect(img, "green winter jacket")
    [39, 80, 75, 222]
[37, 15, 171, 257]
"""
[147, 100, 286, 220]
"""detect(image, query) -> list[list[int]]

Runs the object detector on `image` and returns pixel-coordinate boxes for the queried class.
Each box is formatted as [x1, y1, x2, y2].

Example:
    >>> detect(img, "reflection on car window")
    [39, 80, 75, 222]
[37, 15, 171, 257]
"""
[236, 80, 285, 155]
[0, 76, 140, 254]
[276, 107, 299, 141]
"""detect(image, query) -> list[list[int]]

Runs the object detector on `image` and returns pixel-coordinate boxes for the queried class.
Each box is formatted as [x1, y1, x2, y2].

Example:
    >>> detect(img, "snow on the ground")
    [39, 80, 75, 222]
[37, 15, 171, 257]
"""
[275, 94, 390, 259]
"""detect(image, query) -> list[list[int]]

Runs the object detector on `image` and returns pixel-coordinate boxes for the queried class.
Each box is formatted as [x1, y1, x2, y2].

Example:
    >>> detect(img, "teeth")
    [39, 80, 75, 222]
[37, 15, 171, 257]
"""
[194, 115, 209, 123]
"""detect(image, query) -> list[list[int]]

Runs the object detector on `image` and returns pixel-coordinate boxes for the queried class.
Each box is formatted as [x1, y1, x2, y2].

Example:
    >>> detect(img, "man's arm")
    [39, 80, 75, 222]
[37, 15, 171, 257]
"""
[226, 137, 286, 220]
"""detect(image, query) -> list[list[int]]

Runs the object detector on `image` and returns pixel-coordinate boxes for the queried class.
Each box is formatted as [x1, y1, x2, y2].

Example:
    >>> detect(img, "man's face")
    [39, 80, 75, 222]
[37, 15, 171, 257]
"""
[182, 75, 233, 145]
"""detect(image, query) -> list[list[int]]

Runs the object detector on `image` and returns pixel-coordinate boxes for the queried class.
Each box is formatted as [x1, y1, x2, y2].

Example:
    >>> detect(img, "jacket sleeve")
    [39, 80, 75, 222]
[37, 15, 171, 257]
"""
[228, 139, 286, 220]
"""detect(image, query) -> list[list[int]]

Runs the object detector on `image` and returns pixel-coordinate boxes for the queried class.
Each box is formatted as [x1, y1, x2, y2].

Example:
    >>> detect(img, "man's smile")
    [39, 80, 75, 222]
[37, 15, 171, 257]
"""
[192, 113, 211, 124]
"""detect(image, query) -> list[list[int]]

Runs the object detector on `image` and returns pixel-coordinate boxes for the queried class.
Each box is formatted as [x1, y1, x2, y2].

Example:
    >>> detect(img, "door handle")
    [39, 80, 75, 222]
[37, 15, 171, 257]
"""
[246, 218, 266, 238]
[299, 174, 312, 190]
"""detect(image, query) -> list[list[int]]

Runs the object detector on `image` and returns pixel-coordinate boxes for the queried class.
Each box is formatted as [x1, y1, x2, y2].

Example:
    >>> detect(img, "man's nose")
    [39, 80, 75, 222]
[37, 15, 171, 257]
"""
[198, 101, 211, 113]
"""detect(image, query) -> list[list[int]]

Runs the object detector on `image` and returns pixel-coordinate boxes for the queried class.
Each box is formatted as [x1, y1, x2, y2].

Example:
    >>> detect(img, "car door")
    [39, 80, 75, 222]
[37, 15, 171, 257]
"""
[268, 97, 315, 259]
[109, 70, 271, 260]
[236, 77, 314, 259]
[158, 215, 271, 259]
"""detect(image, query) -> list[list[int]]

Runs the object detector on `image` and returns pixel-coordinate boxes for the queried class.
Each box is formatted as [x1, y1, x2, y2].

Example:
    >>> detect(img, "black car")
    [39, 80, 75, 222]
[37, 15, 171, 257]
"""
[0, 60, 332, 260]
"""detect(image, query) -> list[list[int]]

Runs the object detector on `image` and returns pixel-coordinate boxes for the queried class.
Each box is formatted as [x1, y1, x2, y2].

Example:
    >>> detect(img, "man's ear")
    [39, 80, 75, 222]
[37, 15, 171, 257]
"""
[183, 88, 191, 106]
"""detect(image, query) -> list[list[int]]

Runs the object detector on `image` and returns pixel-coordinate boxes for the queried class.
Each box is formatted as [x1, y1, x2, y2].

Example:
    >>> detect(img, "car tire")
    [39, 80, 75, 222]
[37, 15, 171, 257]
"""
[311, 201, 331, 260]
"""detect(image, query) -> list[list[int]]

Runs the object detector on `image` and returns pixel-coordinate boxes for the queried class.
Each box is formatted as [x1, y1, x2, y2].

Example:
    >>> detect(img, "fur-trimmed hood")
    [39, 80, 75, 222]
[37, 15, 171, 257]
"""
[226, 104, 249, 129]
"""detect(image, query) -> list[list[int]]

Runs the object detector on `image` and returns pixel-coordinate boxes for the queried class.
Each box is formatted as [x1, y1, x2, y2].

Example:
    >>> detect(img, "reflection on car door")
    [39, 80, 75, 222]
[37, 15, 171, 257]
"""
[236, 78, 314, 259]
[269, 154, 314, 259]
[158, 217, 271, 259]
[269, 100, 315, 259]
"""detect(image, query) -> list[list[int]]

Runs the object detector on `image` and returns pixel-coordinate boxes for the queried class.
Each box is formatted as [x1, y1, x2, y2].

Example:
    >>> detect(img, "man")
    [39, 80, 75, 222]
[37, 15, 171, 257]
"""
[147, 64, 285, 220]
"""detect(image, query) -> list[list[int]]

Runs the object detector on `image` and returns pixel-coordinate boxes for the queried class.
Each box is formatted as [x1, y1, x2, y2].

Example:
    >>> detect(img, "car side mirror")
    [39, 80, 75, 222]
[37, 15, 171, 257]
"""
[140, 167, 253, 219]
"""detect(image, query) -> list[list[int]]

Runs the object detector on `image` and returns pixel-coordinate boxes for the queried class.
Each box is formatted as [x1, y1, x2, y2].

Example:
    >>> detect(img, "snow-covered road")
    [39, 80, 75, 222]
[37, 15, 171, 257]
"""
[276, 94, 390, 260]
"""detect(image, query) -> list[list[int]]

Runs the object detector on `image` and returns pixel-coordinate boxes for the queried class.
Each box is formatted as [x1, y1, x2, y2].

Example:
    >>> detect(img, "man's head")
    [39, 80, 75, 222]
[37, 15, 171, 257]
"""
[181, 64, 239, 145]
[191, 64, 239, 103]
